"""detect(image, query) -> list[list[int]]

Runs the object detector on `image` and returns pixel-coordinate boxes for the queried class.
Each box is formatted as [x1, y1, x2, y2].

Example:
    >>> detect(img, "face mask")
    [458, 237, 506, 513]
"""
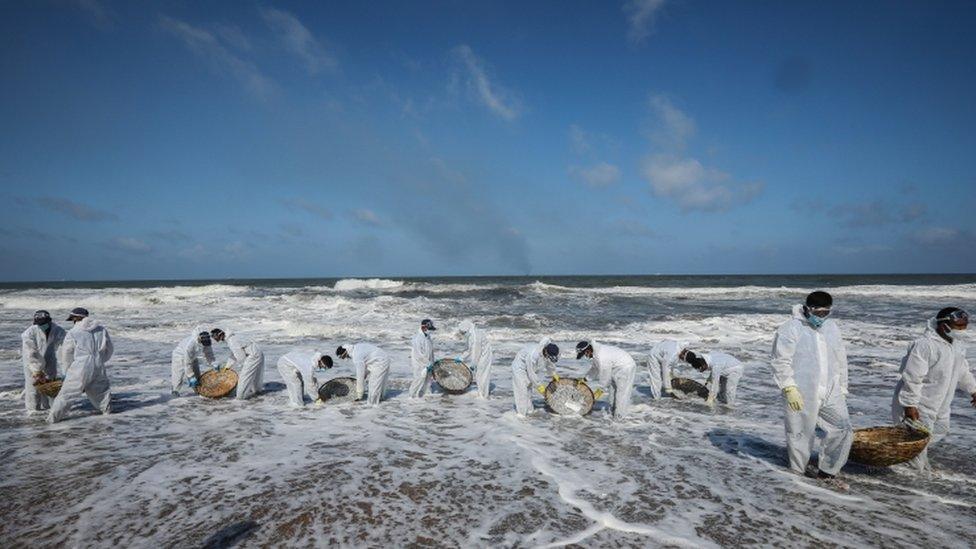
[807, 314, 825, 329]
[38, 323, 51, 331]
[949, 327, 971, 343]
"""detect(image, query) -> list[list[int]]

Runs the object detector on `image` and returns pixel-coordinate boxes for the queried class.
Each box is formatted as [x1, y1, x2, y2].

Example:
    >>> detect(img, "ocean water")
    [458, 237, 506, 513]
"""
[1, 275, 974, 547]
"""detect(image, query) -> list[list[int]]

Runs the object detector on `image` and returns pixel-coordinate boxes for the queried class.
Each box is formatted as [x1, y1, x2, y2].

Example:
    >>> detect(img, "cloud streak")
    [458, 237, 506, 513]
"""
[36, 197, 118, 222]
[281, 198, 333, 221]
[569, 162, 621, 187]
[159, 15, 273, 99]
[260, 7, 337, 74]
[623, 0, 667, 45]
[452, 45, 521, 121]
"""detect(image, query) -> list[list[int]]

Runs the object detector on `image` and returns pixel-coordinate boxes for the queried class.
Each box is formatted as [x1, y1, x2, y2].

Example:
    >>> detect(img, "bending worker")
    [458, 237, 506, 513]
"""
[211, 329, 265, 400]
[278, 350, 334, 408]
[576, 340, 637, 419]
[21, 310, 66, 413]
[682, 349, 745, 407]
[170, 326, 215, 396]
[408, 319, 437, 398]
[336, 343, 390, 405]
[892, 307, 976, 472]
[645, 339, 687, 398]
[770, 291, 852, 483]
[457, 320, 494, 398]
[49, 308, 113, 423]
[511, 338, 559, 416]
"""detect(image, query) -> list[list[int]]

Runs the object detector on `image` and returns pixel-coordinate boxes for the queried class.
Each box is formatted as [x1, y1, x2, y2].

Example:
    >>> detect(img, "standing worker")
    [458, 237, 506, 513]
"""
[770, 291, 852, 484]
[48, 308, 113, 423]
[277, 350, 334, 408]
[170, 326, 215, 396]
[336, 343, 390, 405]
[21, 310, 66, 413]
[511, 338, 560, 416]
[408, 319, 437, 398]
[892, 308, 976, 471]
[682, 350, 745, 407]
[211, 329, 265, 400]
[576, 340, 637, 419]
[457, 320, 494, 398]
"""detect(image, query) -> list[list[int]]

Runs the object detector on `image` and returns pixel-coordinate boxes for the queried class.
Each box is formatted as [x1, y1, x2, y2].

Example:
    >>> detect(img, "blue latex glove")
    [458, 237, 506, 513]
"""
[426, 363, 434, 374]
[187, 377, 200, 388]
[212, 364, 221, 372]
[454, 358, 462, 364]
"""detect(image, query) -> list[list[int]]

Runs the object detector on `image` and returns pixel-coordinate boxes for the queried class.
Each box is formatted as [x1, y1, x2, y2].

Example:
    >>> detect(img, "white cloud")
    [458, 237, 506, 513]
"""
[260, 7, 337, 74]
[159, 15, 273, 99]
[648, 94, 695, 149]
[354, 209, 382, 226]
[569, 162, 621, 187]
[641, 154, 762, 212]
[110, 237, 152, 254]
[640, 94, 762, 212]
[452, 45, 521, 121]
[623, 0, 667, 45]
[911, 226, 959, 245]
[281, 198, 332, 220]
[569, 124, 590, 154]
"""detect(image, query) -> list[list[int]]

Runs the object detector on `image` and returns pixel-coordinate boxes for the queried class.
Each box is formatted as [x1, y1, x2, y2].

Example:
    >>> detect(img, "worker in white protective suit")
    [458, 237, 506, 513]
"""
[576, 341, 637, 419]
[770, 291, 852, 482]
[457, 320, 494, 398]
[511, 339, 560, 416]
[170, 327, 216, 396]
[408, 319, 437, 398]
[682, 350, 745, 407]
[48, 308, 113, 424]
[336, 343, 390, 405]
[277, 350, 334, 408]
[21, 310, 66, 413]
[891, 307, 976, 472]
[211, 329, 265, 400]
[644, 339, 687, 399]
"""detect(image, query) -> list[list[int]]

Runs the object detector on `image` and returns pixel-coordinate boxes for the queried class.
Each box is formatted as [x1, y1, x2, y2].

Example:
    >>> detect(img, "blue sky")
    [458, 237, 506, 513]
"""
[1, 0, 975, 281]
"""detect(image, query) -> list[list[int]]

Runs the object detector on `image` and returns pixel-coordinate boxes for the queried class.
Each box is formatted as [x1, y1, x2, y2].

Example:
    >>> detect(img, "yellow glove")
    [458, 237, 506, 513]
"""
[552, 373, 560, 382]
[593, 388, 605, 399]
[536, 384, 548, 395]
[314, 398, 324, 405]
[783, 386, 803, 412]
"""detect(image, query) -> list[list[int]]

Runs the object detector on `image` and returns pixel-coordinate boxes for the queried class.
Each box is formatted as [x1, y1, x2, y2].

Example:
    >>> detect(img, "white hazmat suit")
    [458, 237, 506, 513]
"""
[21, 322, 66, 412]
[511, 337, 556, 416]
[277, 350, 325, 408]
[585, 342, 637, 418]
[48, 317, 113, 423]
[458, 320, 493, 398]
[891, 319, 976, 471]
[170, 326, 215, 393]
[224, 332, 265, 400]
[644, 339, 686, 398]
[770, 304, 852, 476]
[408, 328, 434, 398]
[701, 352, 745, 406]
[346, 343, 390, 405]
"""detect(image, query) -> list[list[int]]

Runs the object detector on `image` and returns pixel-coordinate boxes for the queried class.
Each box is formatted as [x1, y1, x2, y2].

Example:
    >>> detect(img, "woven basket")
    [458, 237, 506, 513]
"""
[544, 377, 595, 416]
[197, 370, 238, 399]
[318, 377, 359, 404]
[849, 426, 930, 467]
[36, 380, 63, 398]
[432, 359, 472, 395]
[671, 377, 709, 399]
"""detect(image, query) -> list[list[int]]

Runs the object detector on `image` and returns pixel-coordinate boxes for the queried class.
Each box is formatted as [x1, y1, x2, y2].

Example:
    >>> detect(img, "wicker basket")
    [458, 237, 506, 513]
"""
[544, 377, 595, 416]
[671, 377, 709, 399]
[318, 377, 359, 404]
[197, 370, 238, 399]
[849, 426, 930, 467]
[36, 380, 63, 398]
[432, 359, 473, 395]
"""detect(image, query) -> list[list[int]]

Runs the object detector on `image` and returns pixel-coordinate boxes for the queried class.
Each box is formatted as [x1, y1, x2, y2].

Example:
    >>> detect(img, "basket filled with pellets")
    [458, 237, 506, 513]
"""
[671, 377, 710, 400]
[318, 377, 359, 404]
[35, 379, 63, 398]
[432, 359, 473, 395]
[849, 426, 930, 467]
[196, 369, 238, 399]
[544, 377, 595, 416]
